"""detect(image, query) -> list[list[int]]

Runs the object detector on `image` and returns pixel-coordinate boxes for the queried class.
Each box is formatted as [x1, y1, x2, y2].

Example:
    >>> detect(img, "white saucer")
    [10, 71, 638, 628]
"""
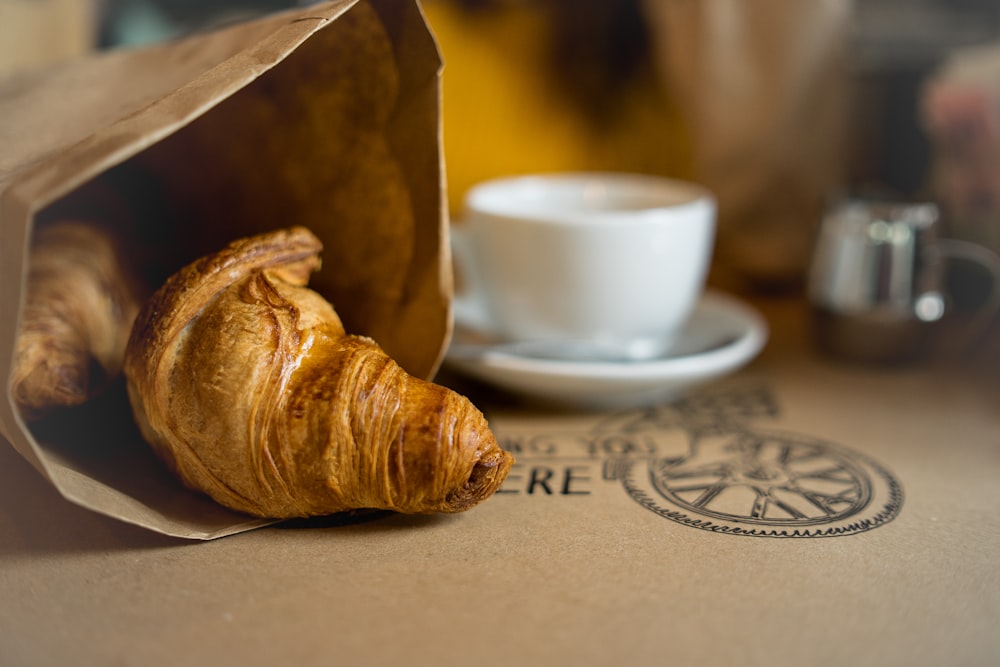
[443, 290, 768, 409]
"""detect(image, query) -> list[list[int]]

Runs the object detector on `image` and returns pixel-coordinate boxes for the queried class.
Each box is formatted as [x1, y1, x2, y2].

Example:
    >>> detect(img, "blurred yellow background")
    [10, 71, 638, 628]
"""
[421, 0, 692, 218]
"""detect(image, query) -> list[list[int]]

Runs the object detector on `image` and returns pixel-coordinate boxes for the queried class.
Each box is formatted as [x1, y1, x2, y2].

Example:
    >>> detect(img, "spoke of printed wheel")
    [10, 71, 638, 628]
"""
[690, 483, 727, 509]
[663, 463, 729, 480]
[776, 442, 793, 467]
[769, 494, 810, 519]
[750, 438, 796, 468]
[792, 465, 855, 483]
[798, 488, 858, 515]
[750, 490, 769, 519]
[740, 434, 767, 461]
[669, 480, 724, 494]
[782, 446, 825, 466]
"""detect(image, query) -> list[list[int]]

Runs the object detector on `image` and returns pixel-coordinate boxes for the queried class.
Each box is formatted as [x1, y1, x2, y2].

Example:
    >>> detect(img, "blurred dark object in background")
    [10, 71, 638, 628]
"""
[848, 0, 1000, 199]
[96, 0, 308, 47]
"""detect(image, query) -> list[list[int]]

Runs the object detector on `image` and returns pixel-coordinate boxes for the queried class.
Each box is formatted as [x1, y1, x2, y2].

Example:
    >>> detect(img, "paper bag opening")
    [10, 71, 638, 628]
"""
[0, 0, 449, 539]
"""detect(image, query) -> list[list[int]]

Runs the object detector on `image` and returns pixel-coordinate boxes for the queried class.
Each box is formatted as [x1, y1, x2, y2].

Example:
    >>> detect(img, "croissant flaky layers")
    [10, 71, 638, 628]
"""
[123, 227, 512, 518]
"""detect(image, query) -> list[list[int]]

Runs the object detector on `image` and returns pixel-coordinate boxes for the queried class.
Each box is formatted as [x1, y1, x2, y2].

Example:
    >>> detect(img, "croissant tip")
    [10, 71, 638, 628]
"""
[441, 448, 515, 513]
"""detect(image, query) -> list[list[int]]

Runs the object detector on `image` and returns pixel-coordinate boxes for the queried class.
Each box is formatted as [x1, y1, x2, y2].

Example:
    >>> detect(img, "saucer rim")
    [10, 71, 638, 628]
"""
[445, 289, 769, 382]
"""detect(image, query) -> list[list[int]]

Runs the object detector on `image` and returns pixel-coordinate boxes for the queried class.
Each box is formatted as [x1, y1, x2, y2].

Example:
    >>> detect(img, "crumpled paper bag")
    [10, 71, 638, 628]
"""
[0, 0, 449, 539]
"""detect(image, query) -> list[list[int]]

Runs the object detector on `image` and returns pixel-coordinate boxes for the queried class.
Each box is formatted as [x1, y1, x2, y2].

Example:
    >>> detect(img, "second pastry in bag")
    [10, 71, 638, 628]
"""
[12, 220, 145, 420]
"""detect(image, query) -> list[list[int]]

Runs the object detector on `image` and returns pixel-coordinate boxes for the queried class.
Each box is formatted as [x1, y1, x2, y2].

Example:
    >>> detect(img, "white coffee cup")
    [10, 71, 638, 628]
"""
[450, 172, 716, 361]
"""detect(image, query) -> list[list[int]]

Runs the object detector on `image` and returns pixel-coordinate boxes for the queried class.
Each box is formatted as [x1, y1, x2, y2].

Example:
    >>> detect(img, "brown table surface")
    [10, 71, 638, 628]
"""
[2, 295, 998, 667]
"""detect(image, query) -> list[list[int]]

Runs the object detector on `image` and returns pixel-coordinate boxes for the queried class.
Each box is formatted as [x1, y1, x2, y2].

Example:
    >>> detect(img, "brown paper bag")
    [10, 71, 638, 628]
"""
[0, 0, 449, 539]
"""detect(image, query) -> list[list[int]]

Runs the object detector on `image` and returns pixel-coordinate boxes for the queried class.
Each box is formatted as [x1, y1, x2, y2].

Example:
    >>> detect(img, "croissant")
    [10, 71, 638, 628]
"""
[12, 220, 144, 419]
[124, 227, 512, 518]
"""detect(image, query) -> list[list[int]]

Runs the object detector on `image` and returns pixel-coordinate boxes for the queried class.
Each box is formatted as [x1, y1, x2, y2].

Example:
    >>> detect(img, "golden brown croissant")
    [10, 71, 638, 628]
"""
[12, 220, 144, 419]
[124, 227, 512, 518]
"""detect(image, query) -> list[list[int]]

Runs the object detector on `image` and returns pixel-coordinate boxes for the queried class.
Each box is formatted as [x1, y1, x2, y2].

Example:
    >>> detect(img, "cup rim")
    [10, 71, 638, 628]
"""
[462, 171, 714, 224]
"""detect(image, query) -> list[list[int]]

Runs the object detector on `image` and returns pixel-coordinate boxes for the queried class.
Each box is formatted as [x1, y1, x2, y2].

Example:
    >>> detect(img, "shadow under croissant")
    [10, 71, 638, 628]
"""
[274, 509, 399, 529]
[26, 381, 485, 533]
[28, 380, 189, 490]
[24, 381, 271, 530]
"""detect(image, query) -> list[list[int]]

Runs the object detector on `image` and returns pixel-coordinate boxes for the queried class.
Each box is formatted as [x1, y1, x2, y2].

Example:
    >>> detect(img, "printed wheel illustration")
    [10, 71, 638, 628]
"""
[616, 428, 902, 537]
[648, 430, 871, 526]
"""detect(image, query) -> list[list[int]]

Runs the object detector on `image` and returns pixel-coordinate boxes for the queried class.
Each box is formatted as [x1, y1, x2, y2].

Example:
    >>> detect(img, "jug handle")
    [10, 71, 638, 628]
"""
[936, 237, 1000, 351]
